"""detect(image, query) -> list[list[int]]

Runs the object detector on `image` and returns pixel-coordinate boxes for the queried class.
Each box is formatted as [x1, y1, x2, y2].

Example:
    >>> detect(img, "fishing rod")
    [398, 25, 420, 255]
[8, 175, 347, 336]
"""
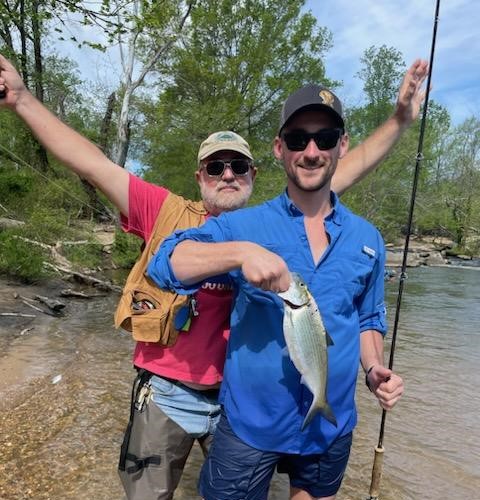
[367, 0, 441, 498]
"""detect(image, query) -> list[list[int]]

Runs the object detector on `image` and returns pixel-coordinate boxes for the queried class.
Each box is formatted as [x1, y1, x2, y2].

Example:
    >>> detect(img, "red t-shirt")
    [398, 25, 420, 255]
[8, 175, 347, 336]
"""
[120, 174, 231, 385]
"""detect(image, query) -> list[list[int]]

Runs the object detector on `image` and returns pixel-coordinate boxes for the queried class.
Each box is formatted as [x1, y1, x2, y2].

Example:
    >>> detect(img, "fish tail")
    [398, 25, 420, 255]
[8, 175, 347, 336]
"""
[320, 403, 337, 427]
[301, 401, 337, 431]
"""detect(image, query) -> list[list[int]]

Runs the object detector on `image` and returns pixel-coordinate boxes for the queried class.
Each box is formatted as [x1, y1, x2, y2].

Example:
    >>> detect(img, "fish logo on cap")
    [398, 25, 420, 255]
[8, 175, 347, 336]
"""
[319, 89, 335, 108]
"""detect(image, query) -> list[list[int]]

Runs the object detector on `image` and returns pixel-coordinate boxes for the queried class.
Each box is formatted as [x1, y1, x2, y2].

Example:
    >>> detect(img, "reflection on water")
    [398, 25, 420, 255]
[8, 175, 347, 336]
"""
[350, 266, 480, 500]
[0, 266, 479, 499]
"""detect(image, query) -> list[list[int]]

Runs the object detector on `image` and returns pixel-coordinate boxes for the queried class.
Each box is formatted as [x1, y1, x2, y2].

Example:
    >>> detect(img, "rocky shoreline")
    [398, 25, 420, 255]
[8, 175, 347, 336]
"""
[0, 236, 477, 330]
[385, 236, 479, 268]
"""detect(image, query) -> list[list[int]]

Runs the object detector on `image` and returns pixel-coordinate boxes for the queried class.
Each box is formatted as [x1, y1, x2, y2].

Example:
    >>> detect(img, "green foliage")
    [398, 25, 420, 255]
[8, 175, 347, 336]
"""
[357, 45, 406, 108]
[248, 165, 286, 206]
[37, 173, 88, 214]
[62, 242, 104, 268]
[0, 165, 89, 239]
[112, 229, 142, 269]
[141, 0, 336, 198]
[0, 170, 34, 209]
[0, 230, 49, 282]
[2, 2, 480, 288]
[429, 117, 480, 247]
[343, 46, 452, 244]
[42, 55, 83, 113]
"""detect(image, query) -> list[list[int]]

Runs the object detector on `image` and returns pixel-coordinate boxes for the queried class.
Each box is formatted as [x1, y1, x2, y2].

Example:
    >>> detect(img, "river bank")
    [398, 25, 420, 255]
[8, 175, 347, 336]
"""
[385, 235, 479, 268]
[1, 266, 480, 499]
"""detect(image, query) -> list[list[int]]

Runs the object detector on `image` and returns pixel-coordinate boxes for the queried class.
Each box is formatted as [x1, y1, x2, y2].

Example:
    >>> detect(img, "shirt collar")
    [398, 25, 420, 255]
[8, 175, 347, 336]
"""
[281, 189, 343, 226]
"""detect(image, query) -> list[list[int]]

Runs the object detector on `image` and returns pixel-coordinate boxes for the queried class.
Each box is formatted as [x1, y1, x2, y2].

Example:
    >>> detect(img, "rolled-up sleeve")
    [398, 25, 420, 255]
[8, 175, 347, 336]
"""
[358, 238, 388, 336]
[146, 215, 230, 294]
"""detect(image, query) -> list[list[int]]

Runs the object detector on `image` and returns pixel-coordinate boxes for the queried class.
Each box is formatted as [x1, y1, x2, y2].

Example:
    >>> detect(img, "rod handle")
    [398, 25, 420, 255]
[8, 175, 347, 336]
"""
[368, 445, 385, 499]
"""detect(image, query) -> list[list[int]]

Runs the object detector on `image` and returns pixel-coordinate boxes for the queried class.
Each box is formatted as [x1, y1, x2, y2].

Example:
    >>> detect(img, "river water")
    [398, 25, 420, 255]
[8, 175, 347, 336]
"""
[0, 266, 479, 499]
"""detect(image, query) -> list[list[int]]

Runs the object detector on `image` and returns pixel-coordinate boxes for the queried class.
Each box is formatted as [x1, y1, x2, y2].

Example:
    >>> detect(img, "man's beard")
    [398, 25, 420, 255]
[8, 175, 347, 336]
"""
[200, 183, 253, 215]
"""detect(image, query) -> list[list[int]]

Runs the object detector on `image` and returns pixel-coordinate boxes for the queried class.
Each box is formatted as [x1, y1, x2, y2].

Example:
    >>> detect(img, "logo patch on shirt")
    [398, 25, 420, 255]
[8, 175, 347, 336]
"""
[362, 245, 376, 258]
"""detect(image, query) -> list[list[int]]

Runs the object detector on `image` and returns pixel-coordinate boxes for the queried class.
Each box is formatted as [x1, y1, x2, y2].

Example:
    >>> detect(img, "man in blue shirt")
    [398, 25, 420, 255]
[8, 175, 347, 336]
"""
[148, 84, 404, 500]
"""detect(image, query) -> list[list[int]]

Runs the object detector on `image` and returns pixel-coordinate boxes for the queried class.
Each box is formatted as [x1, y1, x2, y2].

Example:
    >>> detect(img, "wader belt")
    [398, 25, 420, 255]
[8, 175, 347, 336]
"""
[160, 374, 220, 399]
[118, 368, 155, 472]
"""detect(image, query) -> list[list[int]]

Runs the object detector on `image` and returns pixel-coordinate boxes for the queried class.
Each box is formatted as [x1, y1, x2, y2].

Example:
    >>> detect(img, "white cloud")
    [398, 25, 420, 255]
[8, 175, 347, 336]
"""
[306, 0, 480, 124]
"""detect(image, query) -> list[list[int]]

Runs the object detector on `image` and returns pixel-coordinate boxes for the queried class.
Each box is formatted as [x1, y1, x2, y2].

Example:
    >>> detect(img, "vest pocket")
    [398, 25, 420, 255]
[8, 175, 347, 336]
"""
[131, 309, 171, 344]
[116, 288, 187, 346]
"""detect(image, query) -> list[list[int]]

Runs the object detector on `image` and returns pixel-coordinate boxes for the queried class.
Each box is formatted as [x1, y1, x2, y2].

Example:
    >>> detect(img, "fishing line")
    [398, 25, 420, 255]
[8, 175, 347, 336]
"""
[367, 0, 441, 498]
[0, 142, 117, 223]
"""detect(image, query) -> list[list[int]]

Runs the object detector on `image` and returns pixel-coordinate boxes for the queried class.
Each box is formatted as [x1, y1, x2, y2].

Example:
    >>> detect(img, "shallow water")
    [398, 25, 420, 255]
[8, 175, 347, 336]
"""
[0, 266, 479, 499]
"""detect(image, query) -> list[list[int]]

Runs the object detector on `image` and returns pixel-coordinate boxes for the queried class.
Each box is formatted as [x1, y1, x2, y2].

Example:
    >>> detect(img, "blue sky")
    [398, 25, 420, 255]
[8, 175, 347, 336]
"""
[305, 0, 479, 125]
[57, 0, 478, 127]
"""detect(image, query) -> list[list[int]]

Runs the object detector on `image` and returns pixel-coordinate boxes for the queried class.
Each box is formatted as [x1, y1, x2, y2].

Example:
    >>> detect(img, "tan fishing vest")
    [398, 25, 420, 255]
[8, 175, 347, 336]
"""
[114, 192, 208, 346]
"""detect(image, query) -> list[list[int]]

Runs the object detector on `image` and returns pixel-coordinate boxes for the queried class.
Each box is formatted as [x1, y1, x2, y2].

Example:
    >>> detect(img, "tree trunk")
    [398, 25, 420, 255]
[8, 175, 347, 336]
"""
[31, 0, 49, 172]
[99, 91, 116, 153]
[109, 0, 193, 167]
[80, 92, 118, 222]
[19, 0, 29, 84]
[112, 84, 134, 168]
[114, 117, 131, 168]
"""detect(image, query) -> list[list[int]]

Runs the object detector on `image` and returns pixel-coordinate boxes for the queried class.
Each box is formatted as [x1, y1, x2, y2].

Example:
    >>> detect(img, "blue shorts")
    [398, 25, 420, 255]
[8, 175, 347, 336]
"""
[198, 411, 352, 500]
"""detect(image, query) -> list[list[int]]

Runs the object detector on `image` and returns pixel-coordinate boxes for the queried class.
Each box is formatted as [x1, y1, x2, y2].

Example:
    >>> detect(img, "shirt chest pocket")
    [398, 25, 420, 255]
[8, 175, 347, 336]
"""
[327, 252, 378, 315]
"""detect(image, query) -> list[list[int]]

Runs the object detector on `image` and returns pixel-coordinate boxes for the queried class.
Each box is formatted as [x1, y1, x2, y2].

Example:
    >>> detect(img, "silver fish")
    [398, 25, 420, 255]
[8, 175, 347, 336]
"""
[278, 272, 337, 430]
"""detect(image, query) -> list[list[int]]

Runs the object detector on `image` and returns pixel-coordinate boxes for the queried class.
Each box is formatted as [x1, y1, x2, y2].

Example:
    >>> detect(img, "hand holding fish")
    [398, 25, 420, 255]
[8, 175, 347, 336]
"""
[241, 246, 291, 292]
[367, 365, 404, 410]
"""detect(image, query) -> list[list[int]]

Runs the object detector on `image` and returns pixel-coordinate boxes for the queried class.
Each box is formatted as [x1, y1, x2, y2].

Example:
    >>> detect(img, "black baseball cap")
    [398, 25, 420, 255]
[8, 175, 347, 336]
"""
[278, 84, 345, 135]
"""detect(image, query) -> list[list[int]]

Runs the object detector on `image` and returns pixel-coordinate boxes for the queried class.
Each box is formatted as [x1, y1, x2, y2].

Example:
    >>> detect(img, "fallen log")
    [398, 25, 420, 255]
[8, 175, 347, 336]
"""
[14, 236, 72, 268]
[0, 217, 25, 229]
[59, 289, 95, 299]
[44, 262, 122, 293]
[34, 295, 66, 313]
[0, 312, 36, 318]
[16, 295, 58, 317]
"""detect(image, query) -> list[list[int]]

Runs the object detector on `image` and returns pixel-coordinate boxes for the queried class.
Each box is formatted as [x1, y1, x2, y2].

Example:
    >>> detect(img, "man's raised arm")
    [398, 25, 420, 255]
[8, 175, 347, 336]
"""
[332, 59, 428, 195]
[0, 54, 130, 216]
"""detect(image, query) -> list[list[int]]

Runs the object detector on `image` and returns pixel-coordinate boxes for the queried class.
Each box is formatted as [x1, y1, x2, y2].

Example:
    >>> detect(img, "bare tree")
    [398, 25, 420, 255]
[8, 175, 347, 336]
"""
[111, 0, 194, 167]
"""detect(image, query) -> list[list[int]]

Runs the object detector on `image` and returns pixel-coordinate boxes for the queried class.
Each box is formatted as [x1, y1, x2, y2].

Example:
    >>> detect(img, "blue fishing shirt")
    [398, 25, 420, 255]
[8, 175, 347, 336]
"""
[147, 191, 387, 454]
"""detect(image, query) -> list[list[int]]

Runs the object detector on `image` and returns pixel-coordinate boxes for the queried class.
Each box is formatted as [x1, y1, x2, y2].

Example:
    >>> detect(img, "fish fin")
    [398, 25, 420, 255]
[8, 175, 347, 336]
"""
[326, 330, 334, 346]
[301, 401, 337, 431]
[301, 400, 320, 431]
[300, 375, 309, 387]
[320, 403, 337, 427]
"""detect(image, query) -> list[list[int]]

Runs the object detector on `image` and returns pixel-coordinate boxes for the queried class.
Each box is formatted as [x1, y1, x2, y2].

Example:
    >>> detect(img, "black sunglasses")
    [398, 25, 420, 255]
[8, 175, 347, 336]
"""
[202, 158, 252, 177]
[282, 128, 343, 152]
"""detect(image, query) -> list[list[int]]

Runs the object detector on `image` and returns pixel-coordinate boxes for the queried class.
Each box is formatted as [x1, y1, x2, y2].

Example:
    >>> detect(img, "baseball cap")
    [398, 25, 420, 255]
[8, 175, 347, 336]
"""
[197, 131, 253, 165]
[278, 84, 345, 135]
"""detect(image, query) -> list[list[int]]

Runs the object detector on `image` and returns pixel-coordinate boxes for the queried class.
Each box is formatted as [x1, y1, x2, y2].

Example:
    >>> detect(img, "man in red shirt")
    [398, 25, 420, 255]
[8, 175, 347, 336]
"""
[0, 54, 427, 500]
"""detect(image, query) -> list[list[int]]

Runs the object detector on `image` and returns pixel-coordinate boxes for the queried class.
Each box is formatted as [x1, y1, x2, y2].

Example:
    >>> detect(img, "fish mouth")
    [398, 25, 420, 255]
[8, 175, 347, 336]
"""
[278, 295, 308, 308]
